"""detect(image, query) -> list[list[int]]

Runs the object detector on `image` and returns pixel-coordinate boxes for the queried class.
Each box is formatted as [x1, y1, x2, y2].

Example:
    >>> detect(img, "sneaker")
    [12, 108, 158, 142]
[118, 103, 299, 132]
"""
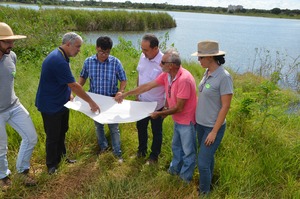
[19, 169, 37, 186]
[0, 176, 11, 191]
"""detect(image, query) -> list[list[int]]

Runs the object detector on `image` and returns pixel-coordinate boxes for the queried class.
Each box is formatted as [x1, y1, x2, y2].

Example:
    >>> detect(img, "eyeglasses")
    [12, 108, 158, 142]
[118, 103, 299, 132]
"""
[161, 61, 174, 65]
[98, 49, 110, 55]
[199, 57, 205, 60]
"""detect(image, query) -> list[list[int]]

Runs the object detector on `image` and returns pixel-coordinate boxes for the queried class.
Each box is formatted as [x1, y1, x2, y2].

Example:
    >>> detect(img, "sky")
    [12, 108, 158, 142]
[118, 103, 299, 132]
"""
[102, 0, 300, 10]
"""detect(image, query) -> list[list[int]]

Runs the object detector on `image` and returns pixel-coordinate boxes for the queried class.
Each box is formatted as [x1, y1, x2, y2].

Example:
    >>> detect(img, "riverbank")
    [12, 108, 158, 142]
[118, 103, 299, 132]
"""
[3, 1, 300, 19]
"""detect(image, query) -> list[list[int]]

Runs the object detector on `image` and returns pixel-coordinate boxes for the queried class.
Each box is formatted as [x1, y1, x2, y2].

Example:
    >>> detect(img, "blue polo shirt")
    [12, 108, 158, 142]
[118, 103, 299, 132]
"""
[35, 48, 75, 114]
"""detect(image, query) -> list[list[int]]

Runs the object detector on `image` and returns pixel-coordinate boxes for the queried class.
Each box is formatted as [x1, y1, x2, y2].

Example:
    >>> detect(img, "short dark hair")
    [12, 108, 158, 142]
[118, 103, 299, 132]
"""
[96, 36, 113, 50]
[142, 33, 159, 48]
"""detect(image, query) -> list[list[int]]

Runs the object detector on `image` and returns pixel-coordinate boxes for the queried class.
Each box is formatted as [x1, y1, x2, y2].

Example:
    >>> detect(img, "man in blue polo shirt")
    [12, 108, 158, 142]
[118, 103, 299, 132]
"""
[35, 32, 100, 174]
[79, 36, 127, 163]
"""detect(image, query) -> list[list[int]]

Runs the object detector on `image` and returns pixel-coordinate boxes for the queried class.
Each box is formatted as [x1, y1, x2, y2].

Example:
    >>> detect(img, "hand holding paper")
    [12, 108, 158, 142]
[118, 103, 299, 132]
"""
[64, 92, 157, 124]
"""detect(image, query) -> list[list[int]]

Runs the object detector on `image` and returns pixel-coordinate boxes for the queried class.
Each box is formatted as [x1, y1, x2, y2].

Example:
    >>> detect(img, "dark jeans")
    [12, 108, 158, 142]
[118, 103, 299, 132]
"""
[41, 109, 69, 169]
[136, 109, 163, 160]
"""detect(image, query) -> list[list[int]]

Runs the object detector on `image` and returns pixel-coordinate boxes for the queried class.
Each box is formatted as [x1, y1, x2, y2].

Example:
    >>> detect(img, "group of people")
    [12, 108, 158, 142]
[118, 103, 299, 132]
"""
[0, 22, 233, 195]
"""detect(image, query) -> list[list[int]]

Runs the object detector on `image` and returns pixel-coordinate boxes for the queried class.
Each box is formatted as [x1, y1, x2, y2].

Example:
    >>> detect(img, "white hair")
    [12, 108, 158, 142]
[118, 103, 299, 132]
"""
[62, 32, 82, 45]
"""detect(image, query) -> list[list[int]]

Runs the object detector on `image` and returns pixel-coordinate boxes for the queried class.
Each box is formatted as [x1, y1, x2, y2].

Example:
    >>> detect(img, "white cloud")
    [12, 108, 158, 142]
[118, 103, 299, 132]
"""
[103, 0, 300, 10]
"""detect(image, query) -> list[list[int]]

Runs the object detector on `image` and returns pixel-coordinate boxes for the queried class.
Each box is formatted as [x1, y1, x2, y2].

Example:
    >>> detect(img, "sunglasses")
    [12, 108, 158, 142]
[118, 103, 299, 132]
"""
[161, 61, 174, 65]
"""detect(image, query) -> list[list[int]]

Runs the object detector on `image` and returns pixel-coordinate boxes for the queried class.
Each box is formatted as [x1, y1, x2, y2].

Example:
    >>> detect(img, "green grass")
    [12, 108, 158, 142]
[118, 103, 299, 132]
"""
[1, 40, 299, 199]
[0, 7, 299, 199]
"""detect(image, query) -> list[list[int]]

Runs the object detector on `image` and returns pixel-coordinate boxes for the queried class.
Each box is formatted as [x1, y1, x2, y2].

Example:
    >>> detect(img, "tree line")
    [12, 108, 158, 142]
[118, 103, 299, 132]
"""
[4, 0, 300, 18]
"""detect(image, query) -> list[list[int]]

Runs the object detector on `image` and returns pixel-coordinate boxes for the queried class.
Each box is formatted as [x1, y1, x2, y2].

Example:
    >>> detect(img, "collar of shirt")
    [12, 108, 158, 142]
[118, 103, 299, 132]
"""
[142, 50, 163, 65]
[58, 47, 70, 62]
[0, 53, 8, 61]
[205, 65, 224, 78]
[168, 66, 183, 85]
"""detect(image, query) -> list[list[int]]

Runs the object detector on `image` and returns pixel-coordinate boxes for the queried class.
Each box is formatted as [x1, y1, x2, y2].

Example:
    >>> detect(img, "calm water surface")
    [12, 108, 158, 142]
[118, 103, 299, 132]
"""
[2, 3, 300, 74]
[86, 11, 300, 74]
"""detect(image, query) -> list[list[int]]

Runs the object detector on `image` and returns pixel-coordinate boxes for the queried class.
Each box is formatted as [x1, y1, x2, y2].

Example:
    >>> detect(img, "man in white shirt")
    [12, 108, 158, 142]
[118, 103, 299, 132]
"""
[135, 34, 165, 164]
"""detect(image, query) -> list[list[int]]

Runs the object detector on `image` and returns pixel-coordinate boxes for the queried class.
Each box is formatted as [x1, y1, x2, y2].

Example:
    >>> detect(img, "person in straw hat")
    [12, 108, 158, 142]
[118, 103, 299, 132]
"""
[0, 22, 38, 190]
[191, 40, 233, 195]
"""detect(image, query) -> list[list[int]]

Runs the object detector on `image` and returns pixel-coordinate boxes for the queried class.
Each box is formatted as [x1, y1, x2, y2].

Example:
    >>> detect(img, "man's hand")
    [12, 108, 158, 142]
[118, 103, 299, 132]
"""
[150, 111, 160, 119]
[89, 101, 100, 113]
[114, 92, 124, 103]
[70, 94, 74, 101]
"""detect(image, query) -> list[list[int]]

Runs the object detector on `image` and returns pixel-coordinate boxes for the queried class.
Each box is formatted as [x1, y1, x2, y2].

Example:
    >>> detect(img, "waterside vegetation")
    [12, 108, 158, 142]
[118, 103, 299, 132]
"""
[0, 6, 176, 32]
[2, 0, 300, 19]
[0, 6, 175, 62]
[0, 7, 299, 199]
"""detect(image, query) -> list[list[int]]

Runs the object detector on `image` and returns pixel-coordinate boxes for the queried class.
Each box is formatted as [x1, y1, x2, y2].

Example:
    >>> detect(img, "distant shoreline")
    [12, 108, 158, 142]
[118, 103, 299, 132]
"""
[1, 2, 300, 20]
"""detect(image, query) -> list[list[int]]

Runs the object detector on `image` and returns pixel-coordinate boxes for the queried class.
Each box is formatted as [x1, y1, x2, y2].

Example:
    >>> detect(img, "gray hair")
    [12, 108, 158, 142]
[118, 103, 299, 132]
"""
[164, 48, 181, 66]
[62, 32, 83, 45]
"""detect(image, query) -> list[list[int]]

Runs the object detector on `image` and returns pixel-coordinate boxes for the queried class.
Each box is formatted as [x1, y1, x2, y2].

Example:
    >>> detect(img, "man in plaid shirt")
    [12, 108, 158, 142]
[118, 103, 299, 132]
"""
[79, 36, 127, 163]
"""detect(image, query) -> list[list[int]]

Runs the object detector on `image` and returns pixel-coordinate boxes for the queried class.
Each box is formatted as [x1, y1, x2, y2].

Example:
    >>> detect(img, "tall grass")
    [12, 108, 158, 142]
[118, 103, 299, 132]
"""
[1, 8, 299, 199]
[0, 5, 175, 62]
[0, 6, 176, 32]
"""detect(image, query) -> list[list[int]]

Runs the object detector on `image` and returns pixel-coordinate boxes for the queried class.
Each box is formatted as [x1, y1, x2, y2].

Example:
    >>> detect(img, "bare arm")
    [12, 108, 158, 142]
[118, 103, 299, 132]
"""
[68, 82, 100, 112]
[118, 80, 127, 93]
[205, 94, 232, 146]
[78, 77, 86, 87]
[115, 80, 159, 103]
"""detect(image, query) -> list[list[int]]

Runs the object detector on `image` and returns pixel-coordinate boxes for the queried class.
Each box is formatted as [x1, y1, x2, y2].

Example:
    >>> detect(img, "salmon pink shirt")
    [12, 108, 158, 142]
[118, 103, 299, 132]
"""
[155, 66, 197, 125]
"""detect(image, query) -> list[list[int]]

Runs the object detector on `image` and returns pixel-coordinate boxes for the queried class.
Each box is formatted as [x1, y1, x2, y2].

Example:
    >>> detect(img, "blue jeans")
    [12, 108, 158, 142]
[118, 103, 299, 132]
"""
[95, 122, 121, 157]
[0, 104, 37, 178]
[196, 123, 226, 194]
[136, 115, 163, 160]
[168, 122, 196, 182]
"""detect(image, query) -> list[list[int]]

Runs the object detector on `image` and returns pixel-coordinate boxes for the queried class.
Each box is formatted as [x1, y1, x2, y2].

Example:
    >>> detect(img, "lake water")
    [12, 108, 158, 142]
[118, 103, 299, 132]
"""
[1, 4, 300, 76]
[85, 11, 300, 74]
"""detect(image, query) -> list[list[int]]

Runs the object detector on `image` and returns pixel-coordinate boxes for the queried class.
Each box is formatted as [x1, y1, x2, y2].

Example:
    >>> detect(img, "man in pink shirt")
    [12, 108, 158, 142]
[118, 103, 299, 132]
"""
[115, 48, 197, 182]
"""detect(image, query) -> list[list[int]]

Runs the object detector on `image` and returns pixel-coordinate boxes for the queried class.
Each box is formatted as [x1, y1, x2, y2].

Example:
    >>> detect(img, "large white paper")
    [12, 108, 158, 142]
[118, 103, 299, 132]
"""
[64, 92, 157, 124]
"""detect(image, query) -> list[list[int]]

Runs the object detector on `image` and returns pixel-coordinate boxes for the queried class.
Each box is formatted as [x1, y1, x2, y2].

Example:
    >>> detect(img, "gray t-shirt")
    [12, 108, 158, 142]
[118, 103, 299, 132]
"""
[196, 66, 233, 127]
[0, 51, 19, 113]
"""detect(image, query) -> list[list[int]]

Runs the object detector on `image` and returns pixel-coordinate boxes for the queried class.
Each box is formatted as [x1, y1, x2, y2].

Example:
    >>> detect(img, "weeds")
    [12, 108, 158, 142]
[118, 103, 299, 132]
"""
[1, 7, 299, 199]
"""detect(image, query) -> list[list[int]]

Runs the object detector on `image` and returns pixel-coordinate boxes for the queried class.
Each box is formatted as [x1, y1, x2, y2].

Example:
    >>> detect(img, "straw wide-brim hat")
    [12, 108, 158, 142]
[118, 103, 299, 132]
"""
[0, 22, 26, 40]
[191, 40, 225, 57]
